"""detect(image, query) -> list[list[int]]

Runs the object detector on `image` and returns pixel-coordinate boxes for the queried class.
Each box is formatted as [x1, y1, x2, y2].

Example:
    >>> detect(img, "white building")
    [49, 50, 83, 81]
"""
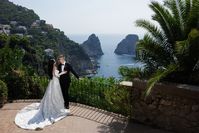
[31, 21, 39, 28]
[0, 24, 11, 35]
[17, 26, 27, 31]
[10, 21, 18, 26]
[44, 48, 54, 57]
[15, 33, 24, 37]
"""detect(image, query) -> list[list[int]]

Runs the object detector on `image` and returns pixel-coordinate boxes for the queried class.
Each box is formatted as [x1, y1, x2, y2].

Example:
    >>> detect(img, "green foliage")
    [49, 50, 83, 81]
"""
[119, 66, 147, 81]
[135, 0, 199, 95]
[145, 64, 178, 97]
[175, 29, 199, 66]
[30, 76, 49, 95]
[70, 77, 131, 116]
[0, 44, 24, 76]
[0, 0, 39, 26]
[0, 34, 8, 47]
[104, 85, 131, 115]
[0, 79, 7, 107]
[5, 72, 27, 99]
[0, 80, 8, 99]
[9, 35, 29, 48]
[4, 73, 48, 100]
[0, 34, 42, 76]
[0, 34, 48, 100]
[24, 76, 48, 99]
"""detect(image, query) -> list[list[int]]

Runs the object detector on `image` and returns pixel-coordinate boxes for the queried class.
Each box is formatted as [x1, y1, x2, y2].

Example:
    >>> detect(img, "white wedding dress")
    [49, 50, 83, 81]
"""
[15, 70, 69, 130]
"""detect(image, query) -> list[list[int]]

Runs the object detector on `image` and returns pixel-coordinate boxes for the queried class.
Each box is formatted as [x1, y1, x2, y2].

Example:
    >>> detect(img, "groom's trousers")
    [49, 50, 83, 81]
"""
[60, 81, 70, 109]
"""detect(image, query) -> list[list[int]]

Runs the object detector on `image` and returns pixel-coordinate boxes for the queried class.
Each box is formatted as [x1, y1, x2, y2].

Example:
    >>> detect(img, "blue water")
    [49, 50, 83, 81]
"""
[68, 34, 142, 79]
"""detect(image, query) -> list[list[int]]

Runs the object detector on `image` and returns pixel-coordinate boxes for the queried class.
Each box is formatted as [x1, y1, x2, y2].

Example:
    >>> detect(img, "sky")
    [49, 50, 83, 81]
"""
[9, 0, 156, 36]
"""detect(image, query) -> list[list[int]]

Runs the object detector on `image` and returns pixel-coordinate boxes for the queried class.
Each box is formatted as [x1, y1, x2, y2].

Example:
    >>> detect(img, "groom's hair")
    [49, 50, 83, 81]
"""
[58, 54, 65, 59]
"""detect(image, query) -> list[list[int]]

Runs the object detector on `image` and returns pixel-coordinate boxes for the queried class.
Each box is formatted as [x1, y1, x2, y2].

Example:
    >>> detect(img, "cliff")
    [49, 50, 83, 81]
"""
[81, 34, 104, 58]
[114, 34, 138, 55]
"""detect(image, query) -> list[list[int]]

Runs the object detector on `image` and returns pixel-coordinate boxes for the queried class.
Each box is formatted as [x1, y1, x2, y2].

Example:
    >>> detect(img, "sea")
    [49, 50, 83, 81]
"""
[68, 34, 143, 79]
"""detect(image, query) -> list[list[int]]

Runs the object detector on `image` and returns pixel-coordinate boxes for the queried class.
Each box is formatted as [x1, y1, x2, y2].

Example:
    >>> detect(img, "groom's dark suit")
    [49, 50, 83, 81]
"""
[58, 62, 79, 109]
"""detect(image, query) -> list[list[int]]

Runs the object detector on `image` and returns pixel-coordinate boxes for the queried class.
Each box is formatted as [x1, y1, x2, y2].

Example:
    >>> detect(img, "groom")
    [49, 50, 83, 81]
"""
[58, 54, 79, 109]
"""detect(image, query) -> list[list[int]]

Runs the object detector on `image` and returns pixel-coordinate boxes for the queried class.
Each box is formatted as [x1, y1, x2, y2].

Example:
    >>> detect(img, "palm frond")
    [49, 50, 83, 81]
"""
[175, 40, 189, 55]
[180, 0, 191, 28]
[184, 0, 191, 19]
[137, 34, 173, 67]
[135, 0, 199, 87]
[144, 64, 178, 97]
[135, 19, 166, 43]
[164, 0, 185, 35]
[149, 1, 176, 43]
[119, 66, 146, 80]
[175, 29, 199, 55]
[186, 0, 199, 33]
[193, 60, 199, 71]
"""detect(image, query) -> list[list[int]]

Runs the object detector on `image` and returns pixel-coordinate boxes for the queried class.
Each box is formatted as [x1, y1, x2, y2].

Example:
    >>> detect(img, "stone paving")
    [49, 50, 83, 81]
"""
[0, 101, 172, 133]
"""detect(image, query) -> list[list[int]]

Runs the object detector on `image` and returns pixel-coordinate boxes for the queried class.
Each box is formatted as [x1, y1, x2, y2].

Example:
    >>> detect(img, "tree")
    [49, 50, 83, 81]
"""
[135, 0, 199, 95]
[0, 34, 30, 77]
[0, 45, 24, 77]
[0, 34, 8, 48]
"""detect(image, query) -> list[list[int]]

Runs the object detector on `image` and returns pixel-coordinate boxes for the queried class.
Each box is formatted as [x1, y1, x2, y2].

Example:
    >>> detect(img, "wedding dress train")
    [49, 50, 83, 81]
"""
[15, 70, 69, 130]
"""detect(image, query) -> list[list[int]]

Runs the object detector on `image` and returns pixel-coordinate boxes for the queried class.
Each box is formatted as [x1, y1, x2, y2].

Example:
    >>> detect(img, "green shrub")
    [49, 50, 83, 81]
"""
[5, 72, 28, 100]
[104, 85, 131, 116]
[0, 80, 8, 107]
[70, 77, 131, 116]
[29, 76, 48, 99]
[5, 72, 48, 100]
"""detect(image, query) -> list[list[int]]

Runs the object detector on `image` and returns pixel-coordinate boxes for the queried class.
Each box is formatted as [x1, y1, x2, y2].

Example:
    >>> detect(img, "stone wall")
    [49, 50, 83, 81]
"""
[131, 79, 199, 133]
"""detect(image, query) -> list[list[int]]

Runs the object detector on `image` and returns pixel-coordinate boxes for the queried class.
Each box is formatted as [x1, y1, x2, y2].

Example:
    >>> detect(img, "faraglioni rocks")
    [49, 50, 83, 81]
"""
[81, 34, 104, 58]
[114, 34, 139, 55]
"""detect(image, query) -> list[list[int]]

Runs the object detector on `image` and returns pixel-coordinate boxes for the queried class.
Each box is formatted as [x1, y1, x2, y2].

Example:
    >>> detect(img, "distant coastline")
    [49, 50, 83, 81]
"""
[68, 34, 144, 44]
[68, 34, 143, 79]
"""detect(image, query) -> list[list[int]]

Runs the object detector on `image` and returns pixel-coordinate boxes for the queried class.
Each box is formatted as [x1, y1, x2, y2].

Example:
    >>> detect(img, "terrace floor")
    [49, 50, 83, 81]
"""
[0, 100, 172, 133]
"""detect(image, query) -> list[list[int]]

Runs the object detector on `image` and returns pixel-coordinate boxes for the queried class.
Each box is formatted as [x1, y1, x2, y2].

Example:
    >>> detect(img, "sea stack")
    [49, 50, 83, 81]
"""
[81, 34, 104, 58]
[114, 34, 139, 55]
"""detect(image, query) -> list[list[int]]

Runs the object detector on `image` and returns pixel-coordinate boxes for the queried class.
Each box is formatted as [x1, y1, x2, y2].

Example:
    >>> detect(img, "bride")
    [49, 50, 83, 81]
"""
[15, 59, 69, 130]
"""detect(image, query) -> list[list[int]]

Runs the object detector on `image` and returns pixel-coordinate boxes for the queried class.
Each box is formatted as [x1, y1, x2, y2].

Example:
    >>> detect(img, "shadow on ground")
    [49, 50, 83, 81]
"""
[97, 120, 173, 133]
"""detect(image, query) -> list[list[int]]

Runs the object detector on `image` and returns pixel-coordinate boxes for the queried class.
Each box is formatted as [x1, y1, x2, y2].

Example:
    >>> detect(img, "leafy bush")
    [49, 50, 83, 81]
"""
[29, 76, 49, 98]
[70, 77, 131, 116]
[0, 34, 8, 48]
[0, 80, 8, 107]
[0, 44, 24, 76]
[4, 72, 48, 100]
[5, 72, 28, 99]
[104, 85, 131, 116]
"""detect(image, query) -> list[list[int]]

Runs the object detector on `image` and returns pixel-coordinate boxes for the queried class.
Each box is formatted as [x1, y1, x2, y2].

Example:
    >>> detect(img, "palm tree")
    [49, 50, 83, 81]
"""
[135, 0, 199, 95]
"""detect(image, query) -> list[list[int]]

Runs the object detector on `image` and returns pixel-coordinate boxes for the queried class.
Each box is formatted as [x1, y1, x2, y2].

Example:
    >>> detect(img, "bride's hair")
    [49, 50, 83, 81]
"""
[48, 59, 55, 79]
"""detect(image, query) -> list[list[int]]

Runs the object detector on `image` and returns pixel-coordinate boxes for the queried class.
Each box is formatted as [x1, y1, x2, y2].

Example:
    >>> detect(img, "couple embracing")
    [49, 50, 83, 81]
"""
[15, 55, 79, 130]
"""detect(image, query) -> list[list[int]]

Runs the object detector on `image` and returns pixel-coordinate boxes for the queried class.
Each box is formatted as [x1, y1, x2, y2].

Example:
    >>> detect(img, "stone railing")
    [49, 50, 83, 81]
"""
[130, 78, 199, 133]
